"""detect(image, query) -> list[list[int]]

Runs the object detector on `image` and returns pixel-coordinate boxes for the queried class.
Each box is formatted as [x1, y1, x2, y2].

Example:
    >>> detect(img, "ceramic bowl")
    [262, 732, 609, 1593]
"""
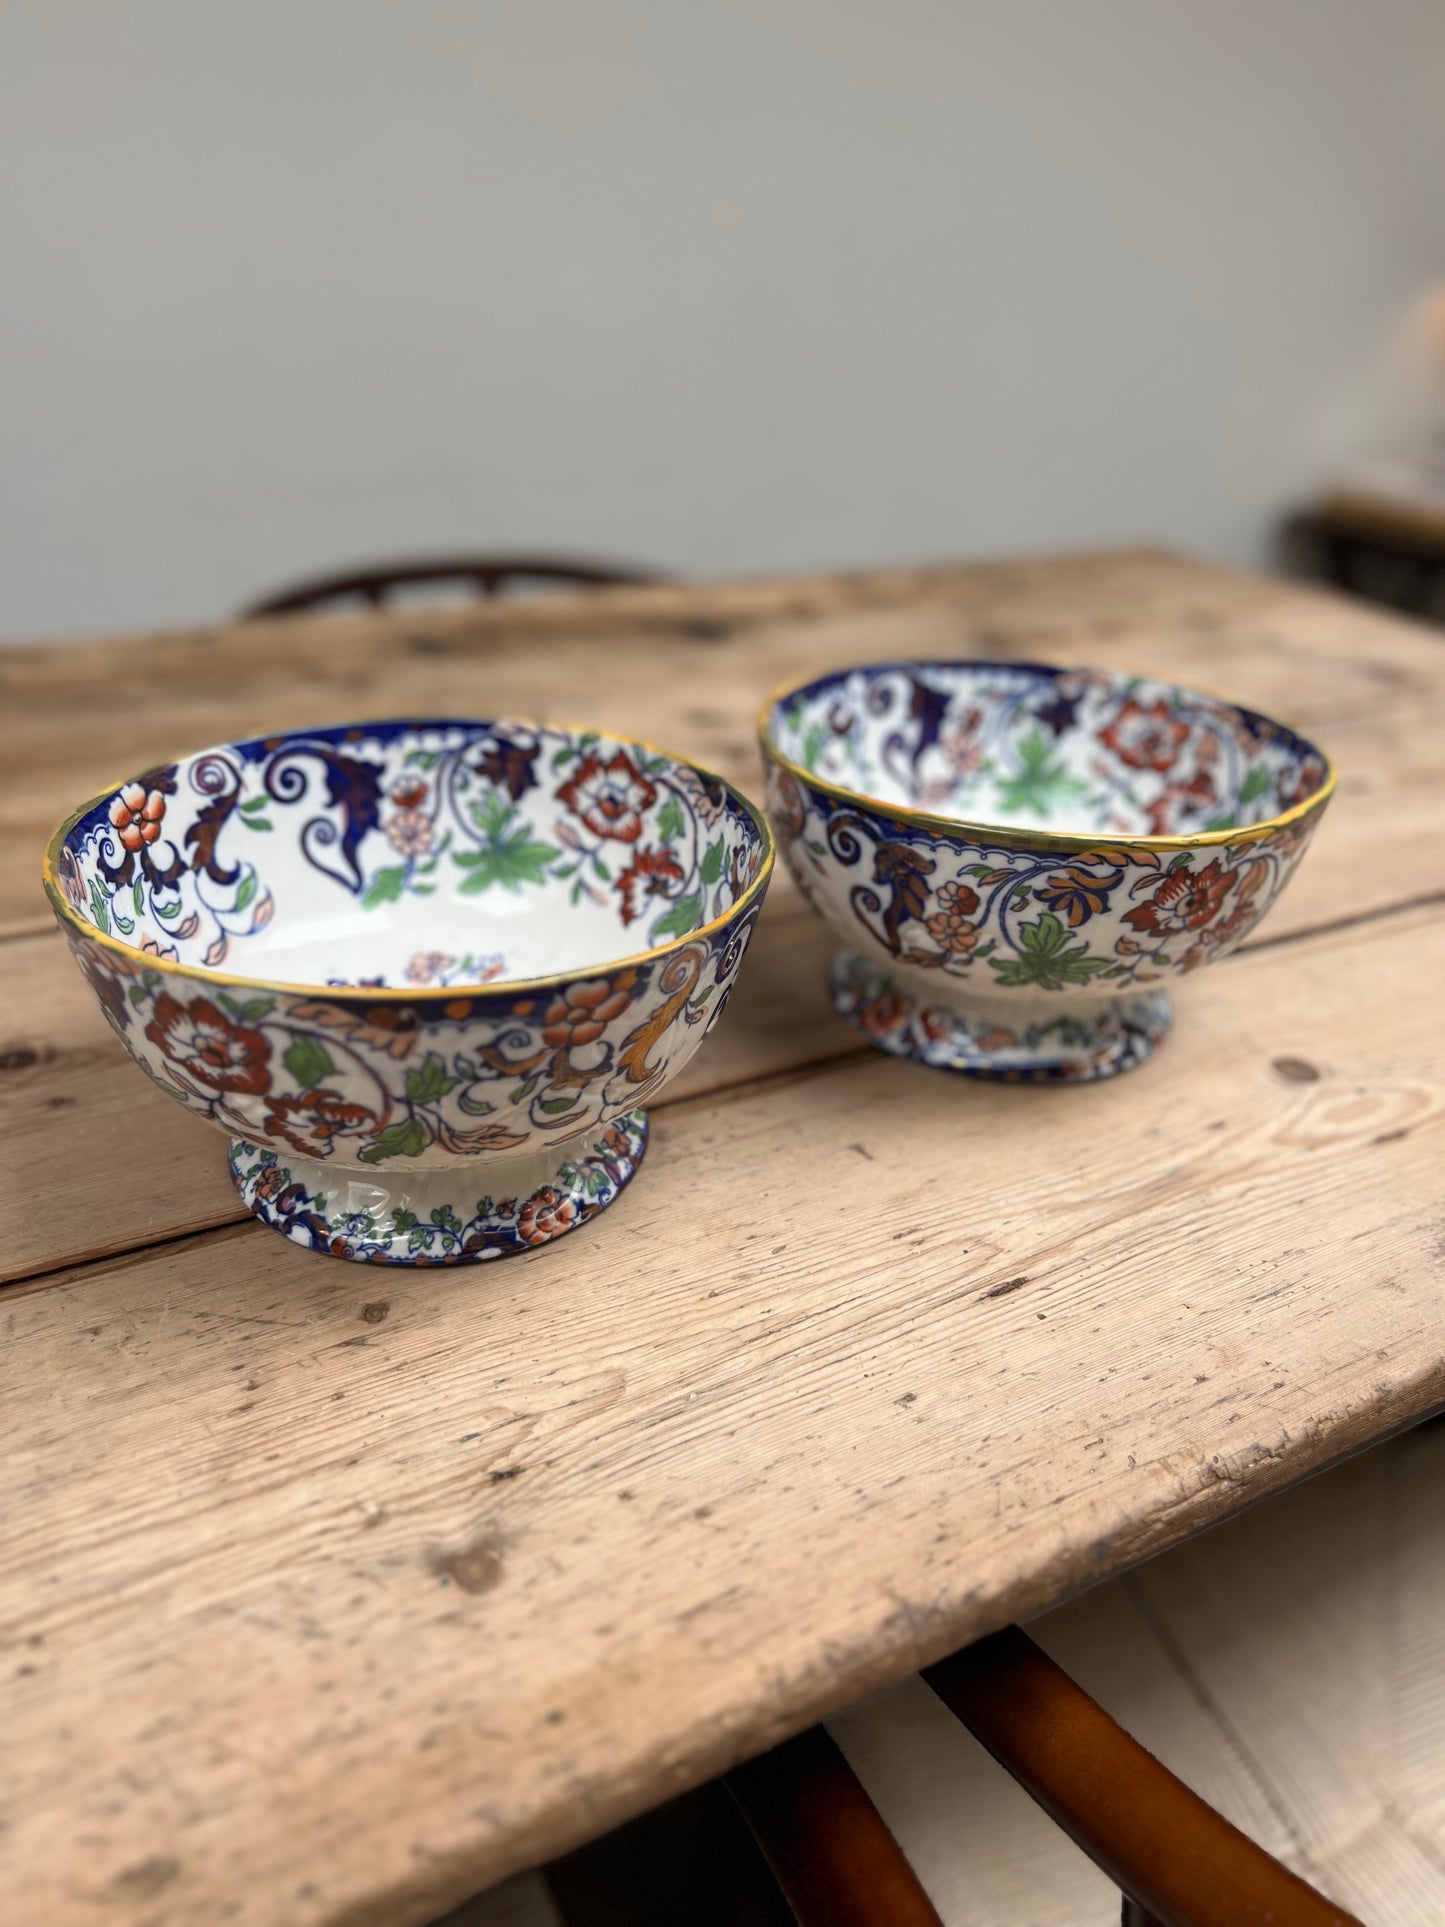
[759, 661, 1334, 1081]
[45, 719, 773, 1262]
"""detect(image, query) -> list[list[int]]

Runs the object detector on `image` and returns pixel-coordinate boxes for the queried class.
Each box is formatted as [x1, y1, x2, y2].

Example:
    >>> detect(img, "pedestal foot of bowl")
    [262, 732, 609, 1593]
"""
[228, 1110, 648, 1263]
[829, 950, 1171, 1083]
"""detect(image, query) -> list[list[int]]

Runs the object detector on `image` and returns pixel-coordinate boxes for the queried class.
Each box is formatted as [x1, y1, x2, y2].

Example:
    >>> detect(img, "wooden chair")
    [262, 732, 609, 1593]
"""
[544, 1626, 1362, 1927]
[923, 1626, 1363, 1927]
[240, 554, 665, 619]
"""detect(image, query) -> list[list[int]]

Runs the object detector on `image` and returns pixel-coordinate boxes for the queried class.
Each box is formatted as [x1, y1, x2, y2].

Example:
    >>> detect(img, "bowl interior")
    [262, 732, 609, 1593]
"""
[767, 662, 1329, 837]
[53, 720, 767, 988]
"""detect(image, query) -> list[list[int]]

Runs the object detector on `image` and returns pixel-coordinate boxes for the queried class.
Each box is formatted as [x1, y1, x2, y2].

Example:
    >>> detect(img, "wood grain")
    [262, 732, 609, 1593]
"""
[5, 550, 1444, 941]
[2, 903, 1441, 1927]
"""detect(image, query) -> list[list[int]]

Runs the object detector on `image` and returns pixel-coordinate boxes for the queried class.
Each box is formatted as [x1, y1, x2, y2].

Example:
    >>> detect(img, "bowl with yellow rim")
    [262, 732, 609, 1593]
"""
[759, 661, 1334, 1082]
[45, 718, 773, 1261]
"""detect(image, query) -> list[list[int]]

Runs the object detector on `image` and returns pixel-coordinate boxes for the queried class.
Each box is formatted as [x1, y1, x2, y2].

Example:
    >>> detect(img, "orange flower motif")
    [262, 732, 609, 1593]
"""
[1123, 859, 1235, 940]
[855, 991, 908, 1036]
[253, 1163, 288, 1202]
[109, 782, 166, 852]
[1100, 698, 1190, 774]
[144, 992, 271, 1094]
[264, 1089, 378, 1159]
[924, 879, 981, 958]
[614, 845, 685, 925]
[542, 978, 634, 1049]
[385, 809, 433, 857]
[556, 749, 656, 843]
[517, 1186, 579, 1246]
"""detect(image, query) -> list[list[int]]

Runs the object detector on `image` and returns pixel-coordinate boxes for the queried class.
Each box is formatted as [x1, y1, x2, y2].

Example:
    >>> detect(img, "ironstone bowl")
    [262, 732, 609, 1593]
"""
[45, 718, 773, 1262]
[759, 660, 1334, 1082]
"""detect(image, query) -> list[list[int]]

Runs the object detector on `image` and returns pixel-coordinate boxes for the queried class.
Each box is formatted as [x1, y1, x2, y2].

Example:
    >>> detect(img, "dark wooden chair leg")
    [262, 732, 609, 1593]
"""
[1122, 1897, 1165, 1927]
[725, 1723, 945, 1927]
[546, 1779, 793, 1927]
[924, 1626, 1363, 1927]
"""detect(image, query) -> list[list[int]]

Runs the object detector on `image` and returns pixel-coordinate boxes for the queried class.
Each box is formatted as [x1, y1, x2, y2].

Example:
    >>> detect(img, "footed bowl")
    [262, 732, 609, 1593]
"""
[760, 661, 1333, 1082]
[45, 718, 773, 1261]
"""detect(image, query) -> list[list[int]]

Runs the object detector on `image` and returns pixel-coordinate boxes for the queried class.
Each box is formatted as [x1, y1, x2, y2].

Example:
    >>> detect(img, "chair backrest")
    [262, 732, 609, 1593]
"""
[240, 555, 665, 619]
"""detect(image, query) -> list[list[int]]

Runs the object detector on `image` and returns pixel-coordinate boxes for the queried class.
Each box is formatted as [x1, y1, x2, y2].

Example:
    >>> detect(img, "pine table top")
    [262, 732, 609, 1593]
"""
[2, 551, 1442, 1925]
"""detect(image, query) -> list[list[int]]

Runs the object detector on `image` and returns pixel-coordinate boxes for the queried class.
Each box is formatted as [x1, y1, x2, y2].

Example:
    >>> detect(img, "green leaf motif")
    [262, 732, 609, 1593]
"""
[358, 1117, 432, 1164]
[801, 721, 827, 772]
[155, 898, 182, 920]
[651, 892, 702, 941]
[88, 878, 110, 935]
[988, 912, 1115, 991]
[133, 880, 145, 914]
[234, 871, 257, 912]
[283, 1034, 336, 1089]
[1238, 767, 1272, 805]
[128, 984, 148, 1007]
[470, 790, 513, 839]
[454, 822, 558, 896]
[405, 1052, 460, 1105]
[362, 865, 407, 910]
[656, 795, 685, 841]
[219, 992, 276, 1024]
[458, 1091, 496, 1116]
[699, 838, 725, 885]
[239, 795, 271, 815]
[538, 1095, 581, 1114]
[995, 731, 1090, 820]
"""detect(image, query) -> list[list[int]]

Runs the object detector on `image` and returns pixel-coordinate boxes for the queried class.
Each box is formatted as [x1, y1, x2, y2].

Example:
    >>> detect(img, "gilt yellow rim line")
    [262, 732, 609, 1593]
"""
[756, 659, 1337, 855]
[41, 714, 776, 1002]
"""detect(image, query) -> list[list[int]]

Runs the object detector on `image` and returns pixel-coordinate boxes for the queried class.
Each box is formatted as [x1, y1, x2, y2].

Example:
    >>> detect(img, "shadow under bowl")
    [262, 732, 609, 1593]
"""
[45, 718, 773, 1262]
[759, 660, 1333, 1083]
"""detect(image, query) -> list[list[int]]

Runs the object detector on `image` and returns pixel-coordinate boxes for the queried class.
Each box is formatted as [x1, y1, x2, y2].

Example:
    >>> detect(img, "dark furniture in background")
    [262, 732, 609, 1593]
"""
[241, 553, 665, 618]
[1285, 491, 1445, 621]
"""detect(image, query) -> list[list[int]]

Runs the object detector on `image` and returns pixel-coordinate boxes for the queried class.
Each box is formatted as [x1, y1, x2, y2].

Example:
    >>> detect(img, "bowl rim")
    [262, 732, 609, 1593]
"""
[757, 657, 1336, 854]
[42, 714, 776, 1001]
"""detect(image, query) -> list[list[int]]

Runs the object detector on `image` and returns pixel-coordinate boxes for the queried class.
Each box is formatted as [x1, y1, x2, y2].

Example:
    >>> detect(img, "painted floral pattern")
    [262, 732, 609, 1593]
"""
[57, 720, 766, 981]
[832, 951, 1172, 1082]
[768, 771, 1323, 997]
[229, 1111, 648, 1264]
[47, 720, 772, 1178]
[60, 906, 760, 1170]
[763, 662, 1332, 1004]
[770, 662, 1328, 839]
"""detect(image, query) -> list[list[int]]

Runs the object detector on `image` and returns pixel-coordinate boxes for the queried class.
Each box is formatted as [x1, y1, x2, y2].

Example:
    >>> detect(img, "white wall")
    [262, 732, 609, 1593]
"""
[2, 0, 1442, 640]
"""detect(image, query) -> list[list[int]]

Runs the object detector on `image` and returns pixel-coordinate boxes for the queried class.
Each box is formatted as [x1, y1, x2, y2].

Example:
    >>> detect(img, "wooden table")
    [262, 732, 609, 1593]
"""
[2, 552, 1442, 1926]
